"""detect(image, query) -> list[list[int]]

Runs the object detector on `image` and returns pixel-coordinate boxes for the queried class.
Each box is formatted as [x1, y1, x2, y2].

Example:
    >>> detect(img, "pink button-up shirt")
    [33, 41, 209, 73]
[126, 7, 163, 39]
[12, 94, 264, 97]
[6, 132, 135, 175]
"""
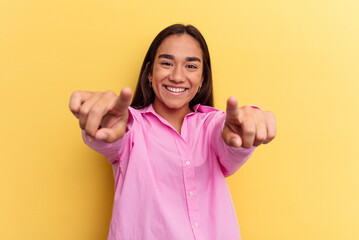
[83, 104, 255, 240]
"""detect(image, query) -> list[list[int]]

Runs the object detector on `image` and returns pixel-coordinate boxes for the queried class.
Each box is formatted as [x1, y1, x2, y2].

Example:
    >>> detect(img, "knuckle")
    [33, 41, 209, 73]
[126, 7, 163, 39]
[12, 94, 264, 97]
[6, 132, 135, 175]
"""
[70, 91, 80, 98]
[79, 106, 90, 115]
[104, 90, 116, 97]
[268, 126, 277, 138]
[69, 104, 77, 113]
[69, 92, 79, 110]
[71, 90, 87, 100]
[268, 132, 276, 140]
[242, 120, 256, 135]
[265, 111, 275, 120]
[243, 126, 255, 136]
[263, 132, 276, 144]
[90, 106, 103, 116]
[256, 134, 266, 142]
[94, 91, 104, 96]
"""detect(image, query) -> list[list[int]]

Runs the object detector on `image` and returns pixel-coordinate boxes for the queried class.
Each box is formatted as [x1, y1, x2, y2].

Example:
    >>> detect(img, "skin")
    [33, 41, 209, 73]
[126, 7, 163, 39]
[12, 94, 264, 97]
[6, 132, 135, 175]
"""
[69, 34, 276, 148]
[149, 34, 204, 133]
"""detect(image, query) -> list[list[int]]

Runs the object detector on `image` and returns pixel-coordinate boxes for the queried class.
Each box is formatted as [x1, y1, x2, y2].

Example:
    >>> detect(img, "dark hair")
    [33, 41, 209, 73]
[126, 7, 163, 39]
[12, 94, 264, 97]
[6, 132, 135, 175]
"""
[131, 24, 214, 109]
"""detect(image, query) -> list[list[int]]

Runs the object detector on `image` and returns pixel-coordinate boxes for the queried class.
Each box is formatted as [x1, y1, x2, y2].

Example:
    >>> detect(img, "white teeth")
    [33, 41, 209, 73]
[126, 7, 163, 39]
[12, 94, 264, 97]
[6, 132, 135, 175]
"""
[166, 86, 186, 93]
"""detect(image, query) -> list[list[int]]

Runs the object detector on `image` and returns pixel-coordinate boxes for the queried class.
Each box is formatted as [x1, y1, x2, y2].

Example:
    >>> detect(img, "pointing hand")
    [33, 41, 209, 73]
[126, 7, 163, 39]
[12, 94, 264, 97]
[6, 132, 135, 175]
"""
[222, 96, 276, 148]
[69, 88, 133, 143]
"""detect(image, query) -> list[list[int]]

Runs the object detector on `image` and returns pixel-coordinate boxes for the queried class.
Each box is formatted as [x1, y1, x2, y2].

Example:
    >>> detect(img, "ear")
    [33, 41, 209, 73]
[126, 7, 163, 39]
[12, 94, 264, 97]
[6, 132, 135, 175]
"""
[146, 62, 152, 81]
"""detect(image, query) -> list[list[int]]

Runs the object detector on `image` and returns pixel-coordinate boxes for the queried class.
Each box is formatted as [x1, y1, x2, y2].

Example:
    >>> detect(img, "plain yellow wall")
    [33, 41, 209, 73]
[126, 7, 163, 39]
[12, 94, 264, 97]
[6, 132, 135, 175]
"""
[1, 0, 358, 239]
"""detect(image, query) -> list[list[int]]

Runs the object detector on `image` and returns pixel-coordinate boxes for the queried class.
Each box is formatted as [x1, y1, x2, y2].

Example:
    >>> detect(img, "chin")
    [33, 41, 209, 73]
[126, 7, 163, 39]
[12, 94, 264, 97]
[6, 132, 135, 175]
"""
[164, 103, 187, 110]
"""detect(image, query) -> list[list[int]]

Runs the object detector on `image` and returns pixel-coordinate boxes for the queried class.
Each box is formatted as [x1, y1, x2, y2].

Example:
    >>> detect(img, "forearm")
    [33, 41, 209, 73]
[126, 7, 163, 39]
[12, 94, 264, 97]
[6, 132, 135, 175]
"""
[81, 107, 134, 164]
[82, 130, 122, 163]
[211, 113, 256, 177]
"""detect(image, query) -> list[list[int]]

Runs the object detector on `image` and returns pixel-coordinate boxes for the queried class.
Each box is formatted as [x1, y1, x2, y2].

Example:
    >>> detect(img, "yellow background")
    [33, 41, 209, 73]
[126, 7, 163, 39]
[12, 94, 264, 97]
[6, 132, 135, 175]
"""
[1, 0, 358, 239]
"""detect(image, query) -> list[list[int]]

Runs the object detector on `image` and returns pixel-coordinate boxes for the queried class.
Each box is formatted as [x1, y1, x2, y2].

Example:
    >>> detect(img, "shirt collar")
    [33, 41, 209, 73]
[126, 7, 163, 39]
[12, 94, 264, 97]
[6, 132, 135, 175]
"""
[136, 103, 218, 115]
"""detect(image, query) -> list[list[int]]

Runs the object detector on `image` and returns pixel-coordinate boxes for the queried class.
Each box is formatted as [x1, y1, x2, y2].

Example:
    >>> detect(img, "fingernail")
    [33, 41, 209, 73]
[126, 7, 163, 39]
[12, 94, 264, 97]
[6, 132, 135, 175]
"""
[86, 135, 93, 142]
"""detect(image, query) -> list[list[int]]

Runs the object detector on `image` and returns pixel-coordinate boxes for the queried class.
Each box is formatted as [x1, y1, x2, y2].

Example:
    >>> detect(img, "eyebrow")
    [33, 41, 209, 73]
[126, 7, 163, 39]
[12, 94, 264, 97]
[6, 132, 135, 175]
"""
[158, 54, 201, 62]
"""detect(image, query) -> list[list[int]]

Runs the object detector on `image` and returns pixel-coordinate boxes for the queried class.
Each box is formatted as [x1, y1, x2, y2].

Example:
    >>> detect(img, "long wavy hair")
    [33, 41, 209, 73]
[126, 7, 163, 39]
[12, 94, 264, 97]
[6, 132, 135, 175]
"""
[131, 24, 214, 109]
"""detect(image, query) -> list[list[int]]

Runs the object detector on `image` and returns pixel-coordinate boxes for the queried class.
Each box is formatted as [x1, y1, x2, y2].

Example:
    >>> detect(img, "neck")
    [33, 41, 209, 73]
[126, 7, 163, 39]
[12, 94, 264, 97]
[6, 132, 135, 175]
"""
[152, 100, 191, 134]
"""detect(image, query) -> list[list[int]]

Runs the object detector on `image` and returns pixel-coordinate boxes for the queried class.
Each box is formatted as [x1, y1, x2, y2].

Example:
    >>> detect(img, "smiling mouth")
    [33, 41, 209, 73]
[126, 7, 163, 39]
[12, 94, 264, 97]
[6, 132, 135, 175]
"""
[164, 85, 187, 93]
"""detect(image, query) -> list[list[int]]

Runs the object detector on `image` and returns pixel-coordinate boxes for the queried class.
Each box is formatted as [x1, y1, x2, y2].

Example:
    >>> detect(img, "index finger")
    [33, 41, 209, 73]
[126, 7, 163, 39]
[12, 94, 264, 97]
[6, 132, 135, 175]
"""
[110, 87, 133, 115]
[226, 96, 239, 120]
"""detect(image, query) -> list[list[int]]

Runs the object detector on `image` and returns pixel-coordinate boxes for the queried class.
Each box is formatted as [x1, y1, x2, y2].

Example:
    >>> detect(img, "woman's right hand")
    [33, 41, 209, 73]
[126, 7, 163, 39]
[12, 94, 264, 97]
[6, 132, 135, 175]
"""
[69, 88, 133, 143]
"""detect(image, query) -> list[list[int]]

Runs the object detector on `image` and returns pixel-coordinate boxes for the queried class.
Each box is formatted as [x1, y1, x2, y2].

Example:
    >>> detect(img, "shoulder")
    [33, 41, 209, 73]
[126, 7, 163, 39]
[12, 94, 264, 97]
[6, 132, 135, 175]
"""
[127, 105, 152, 122]
[127, 104, 163, 129]
[189, 104, 227, 131]
[193, 104, 225, 120]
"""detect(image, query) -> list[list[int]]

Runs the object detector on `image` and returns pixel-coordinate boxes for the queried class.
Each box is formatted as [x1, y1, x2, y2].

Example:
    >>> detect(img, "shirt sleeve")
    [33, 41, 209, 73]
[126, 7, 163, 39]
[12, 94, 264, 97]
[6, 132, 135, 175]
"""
[81, 107, 134, 164]
[210, 112, 256, 177]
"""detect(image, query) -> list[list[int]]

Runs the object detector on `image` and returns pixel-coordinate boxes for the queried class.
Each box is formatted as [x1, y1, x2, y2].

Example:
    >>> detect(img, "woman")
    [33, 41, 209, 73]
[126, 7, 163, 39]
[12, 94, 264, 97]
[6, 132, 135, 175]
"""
[69, 24, 276, 240]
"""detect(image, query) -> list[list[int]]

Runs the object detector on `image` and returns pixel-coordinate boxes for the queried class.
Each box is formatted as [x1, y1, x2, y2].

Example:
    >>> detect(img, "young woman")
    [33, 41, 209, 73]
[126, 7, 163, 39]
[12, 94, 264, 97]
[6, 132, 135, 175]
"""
[69, 24, 276, 240]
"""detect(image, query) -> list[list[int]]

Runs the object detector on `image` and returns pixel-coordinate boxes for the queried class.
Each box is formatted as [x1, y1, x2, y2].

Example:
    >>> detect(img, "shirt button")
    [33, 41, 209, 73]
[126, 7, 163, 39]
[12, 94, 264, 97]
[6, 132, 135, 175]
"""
[189, 191, 194, 196]
[194, 222, 199, 228]
[186, 161, 191, 166]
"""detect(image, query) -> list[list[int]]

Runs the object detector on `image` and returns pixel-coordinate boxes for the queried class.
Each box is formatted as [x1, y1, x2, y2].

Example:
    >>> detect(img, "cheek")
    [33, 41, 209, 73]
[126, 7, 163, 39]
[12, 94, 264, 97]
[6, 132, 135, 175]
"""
[152, 70, 167, 83]
[192, 73, 203, 85]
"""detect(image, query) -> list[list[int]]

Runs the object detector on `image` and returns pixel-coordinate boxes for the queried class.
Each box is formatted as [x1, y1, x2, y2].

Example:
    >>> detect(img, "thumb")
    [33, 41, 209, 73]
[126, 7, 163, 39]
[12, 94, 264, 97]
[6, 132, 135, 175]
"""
[222, 124, 242, 148]
[94, 121, 128, 143]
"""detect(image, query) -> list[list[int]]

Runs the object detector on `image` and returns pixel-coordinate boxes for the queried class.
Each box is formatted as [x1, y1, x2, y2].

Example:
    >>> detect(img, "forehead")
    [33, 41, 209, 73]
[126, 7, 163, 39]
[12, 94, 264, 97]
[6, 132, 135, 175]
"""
[156, 34, 203, 60]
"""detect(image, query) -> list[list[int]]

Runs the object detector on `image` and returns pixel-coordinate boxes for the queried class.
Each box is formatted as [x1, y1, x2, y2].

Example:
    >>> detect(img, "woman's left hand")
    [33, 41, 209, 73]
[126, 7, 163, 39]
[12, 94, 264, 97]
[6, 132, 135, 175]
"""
[222, 96, 276, 148]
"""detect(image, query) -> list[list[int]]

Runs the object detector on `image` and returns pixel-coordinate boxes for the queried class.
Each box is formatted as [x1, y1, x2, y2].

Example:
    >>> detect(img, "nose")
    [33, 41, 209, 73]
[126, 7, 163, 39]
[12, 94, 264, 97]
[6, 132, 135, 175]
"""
[169, 66, 185, 83]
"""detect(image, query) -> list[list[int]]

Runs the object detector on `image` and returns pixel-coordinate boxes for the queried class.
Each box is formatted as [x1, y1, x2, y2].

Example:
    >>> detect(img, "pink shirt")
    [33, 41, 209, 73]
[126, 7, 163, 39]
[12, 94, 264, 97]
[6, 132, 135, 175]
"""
[83, 104, 255, 240]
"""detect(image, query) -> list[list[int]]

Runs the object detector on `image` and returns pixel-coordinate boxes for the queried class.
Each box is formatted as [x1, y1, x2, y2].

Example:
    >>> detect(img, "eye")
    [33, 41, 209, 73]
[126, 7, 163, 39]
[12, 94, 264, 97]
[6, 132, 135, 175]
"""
[160, 62, 172, 66]
[187, 64, 198, 69]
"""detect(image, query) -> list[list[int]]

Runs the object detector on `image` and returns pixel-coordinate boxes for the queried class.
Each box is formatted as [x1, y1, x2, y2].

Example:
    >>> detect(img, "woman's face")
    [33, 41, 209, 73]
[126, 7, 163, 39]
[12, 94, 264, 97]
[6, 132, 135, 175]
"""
[149, 34, 203, 114]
